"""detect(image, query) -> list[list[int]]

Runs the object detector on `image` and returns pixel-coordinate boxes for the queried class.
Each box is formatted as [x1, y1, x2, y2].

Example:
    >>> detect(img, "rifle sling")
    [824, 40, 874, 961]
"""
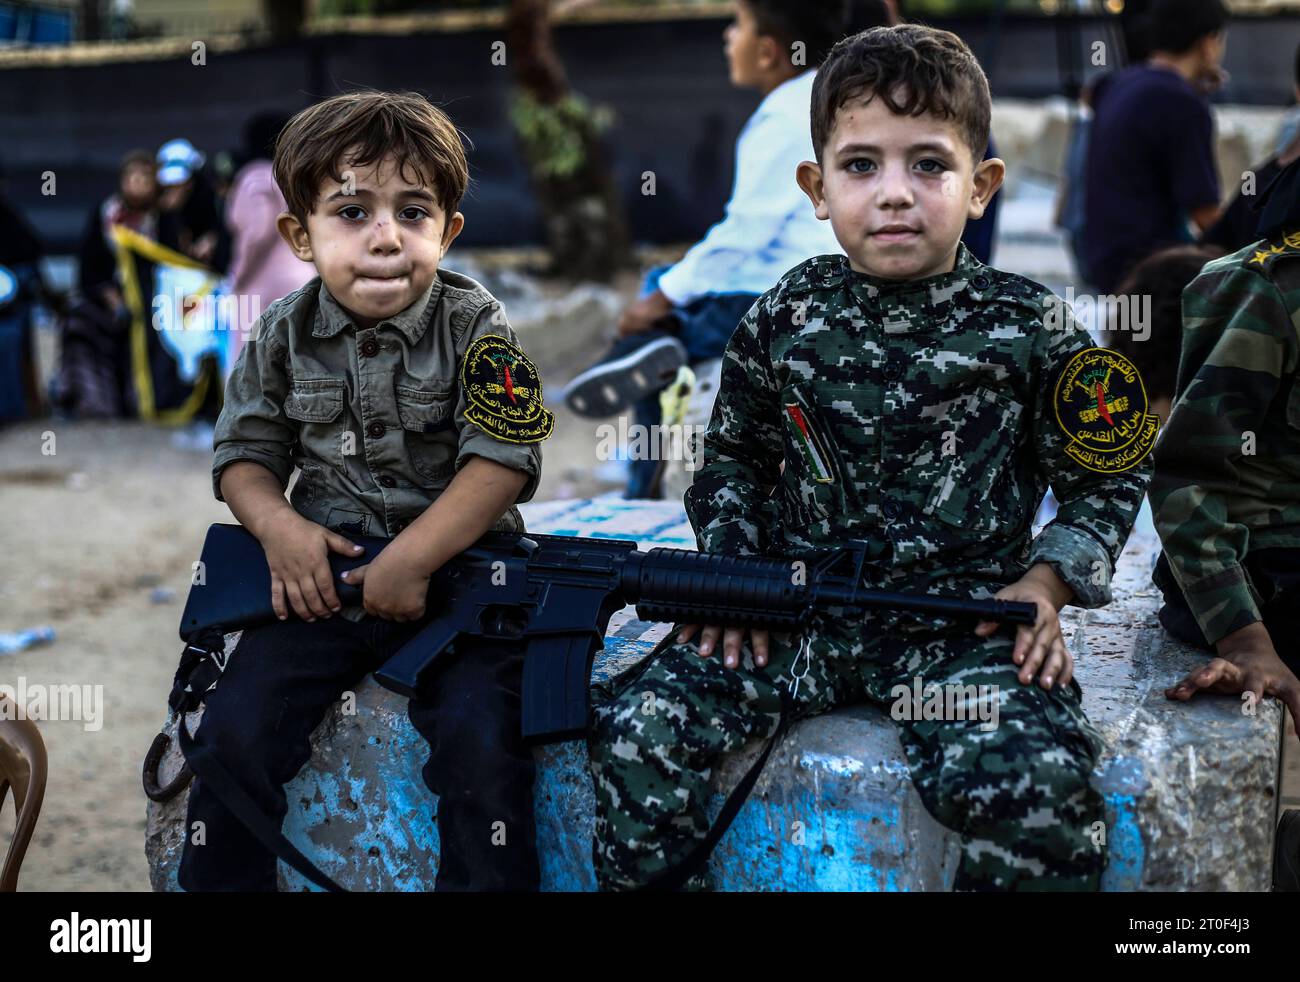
[177, 711, 347, 893]
[639, 687, 793, 892]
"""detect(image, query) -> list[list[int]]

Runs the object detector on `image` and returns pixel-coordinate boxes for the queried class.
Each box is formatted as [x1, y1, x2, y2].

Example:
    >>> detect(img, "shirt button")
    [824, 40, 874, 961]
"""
[971, 274, 991, 291]
[367, 421, 386, 439]
[360, 338, 379, 358]
[379, 475, 397, 488]
[883, 361, 903, 381]
[882, 498, 901, 520]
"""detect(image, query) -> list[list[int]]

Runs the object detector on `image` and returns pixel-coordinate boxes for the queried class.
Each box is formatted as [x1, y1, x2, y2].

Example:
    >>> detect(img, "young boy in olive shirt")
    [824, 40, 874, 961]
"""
[179, 91, 554, 892]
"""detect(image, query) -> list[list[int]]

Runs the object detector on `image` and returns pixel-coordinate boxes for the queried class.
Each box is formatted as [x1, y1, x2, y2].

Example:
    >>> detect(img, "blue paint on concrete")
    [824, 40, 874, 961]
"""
[1100, 793, 1144, 891]
[535, 744, 599, 892]
[713, 785, 916, 890]
[1096, 755, 1148, 890]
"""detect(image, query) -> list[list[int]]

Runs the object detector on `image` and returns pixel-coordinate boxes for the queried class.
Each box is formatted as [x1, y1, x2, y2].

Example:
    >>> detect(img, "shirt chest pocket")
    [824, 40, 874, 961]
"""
[778, 383, 852, 524]
[284, 377, 347, 463]
[922, 385, 1026, 533]
[396, 382, 457, 483]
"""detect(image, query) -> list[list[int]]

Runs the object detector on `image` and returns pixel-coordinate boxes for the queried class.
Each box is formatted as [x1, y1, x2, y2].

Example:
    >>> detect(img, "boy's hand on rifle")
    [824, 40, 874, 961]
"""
[261, 513, 363, 622]
[975, 564, 1074, 690]
[341, 541, 432, 622]
[676, 624, 770, 671]
[1166, 622, 1300, 722]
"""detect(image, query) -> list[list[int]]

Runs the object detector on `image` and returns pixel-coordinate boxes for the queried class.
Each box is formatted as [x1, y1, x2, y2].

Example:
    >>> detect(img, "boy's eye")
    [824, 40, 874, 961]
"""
[916, 158, 947, 174]
[399, 206, 429, 221]
[846, 158, 875, 174]
[338, 205, 366, 220]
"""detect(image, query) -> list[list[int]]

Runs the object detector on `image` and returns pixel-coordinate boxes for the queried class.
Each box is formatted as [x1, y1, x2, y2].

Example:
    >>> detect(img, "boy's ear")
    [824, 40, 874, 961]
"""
[796, 160, 830, 221]
[440, 211, 465, 256]
[756, 32, 785, 73]
[277, 211, 313, 262]
[967, 156, 1006, 222]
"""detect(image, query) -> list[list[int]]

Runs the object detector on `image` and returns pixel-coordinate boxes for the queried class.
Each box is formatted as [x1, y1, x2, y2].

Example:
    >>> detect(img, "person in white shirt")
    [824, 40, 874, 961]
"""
[564, 0, 851, 498]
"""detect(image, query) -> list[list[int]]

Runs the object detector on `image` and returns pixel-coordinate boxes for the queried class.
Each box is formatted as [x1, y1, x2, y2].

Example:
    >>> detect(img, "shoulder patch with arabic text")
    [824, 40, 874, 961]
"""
[460, 335, 554, 444]
[1053, 347, 1158, 473]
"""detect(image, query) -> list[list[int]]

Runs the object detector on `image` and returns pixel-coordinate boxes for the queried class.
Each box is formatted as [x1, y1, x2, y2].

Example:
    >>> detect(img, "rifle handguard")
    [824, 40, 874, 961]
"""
[623, 547, 808, 627]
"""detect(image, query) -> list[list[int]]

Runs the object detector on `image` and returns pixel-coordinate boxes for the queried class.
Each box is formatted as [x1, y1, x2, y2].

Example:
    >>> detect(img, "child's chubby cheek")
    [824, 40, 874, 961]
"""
[315, 232, 442, 319]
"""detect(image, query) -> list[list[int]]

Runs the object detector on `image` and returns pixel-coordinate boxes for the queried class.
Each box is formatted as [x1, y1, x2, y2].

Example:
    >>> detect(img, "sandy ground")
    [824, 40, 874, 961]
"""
[0, 261, 639, 890]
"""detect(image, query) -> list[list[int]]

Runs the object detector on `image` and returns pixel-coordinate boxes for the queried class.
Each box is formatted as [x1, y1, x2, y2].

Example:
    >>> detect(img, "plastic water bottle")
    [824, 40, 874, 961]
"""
[0, 626, 56, 655]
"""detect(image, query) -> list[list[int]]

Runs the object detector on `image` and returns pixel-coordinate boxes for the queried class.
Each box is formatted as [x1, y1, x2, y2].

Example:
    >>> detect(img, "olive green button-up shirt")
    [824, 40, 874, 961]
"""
[212, 268, 545, 540]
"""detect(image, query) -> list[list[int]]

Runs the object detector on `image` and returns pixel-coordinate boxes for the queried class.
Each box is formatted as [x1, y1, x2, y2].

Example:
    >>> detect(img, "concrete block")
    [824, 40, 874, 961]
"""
[146, 498, 1282, 891]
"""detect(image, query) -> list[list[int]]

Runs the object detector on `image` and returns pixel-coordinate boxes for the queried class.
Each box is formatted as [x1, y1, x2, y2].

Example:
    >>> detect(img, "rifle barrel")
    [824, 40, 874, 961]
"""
[816, 585, 1037, 626]
[621, 547, 1037, 628]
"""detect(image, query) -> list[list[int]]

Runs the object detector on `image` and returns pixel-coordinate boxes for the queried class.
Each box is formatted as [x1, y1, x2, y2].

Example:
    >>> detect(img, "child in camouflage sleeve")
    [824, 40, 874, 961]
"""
[587, 25, 1153, 891]
[1152, 155, 1300, 723]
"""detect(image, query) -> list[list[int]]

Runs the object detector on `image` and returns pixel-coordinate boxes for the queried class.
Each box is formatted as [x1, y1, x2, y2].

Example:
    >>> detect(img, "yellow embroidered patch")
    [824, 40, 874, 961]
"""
[1248, 229, 1300, 265]
[1053, 347, 1159, 474]
[460, 335, 555, 444]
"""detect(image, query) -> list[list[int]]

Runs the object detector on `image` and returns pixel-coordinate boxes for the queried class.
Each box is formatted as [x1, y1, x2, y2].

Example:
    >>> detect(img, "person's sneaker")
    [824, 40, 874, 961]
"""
[562, 330, 688, 418]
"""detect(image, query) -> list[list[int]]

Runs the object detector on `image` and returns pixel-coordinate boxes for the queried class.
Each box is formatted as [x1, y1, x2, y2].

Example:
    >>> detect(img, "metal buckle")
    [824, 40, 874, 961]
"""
[184, 640, 229, 675]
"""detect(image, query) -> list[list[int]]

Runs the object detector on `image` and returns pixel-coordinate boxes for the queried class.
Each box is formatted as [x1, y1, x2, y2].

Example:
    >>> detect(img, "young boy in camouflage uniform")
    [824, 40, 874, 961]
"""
[180, 92, 553, 891]
[1152, 157, 1300, 723]
[587, 25, 1153, 891]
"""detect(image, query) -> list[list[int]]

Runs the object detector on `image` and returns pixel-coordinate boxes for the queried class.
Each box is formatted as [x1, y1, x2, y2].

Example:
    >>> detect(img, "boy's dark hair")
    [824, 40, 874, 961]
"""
[1107, 244, 1225, 404]
[743, 0, 851, 68]
[120, 149, 155, 175]
[1141, 0, 1229, 56]
[810, 25, 991, 163]
[273, 90, 470, 224]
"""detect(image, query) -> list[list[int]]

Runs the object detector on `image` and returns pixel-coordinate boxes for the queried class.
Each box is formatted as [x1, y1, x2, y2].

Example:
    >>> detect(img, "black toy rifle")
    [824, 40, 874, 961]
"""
[146, 522, 1035, 892]
[177, 522, 1036, 742]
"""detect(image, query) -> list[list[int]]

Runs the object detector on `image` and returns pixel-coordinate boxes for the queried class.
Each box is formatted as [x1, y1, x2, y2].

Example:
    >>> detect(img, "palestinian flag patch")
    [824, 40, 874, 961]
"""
[784, 403, 834, 483]
[461, 335, 555, 444]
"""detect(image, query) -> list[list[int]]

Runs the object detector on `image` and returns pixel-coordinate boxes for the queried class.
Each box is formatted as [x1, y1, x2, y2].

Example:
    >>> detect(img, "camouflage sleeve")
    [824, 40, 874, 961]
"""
[683, 297, 783, 555]
[1027, 308, 1152, 607]
[1150, 262, 1298, 642]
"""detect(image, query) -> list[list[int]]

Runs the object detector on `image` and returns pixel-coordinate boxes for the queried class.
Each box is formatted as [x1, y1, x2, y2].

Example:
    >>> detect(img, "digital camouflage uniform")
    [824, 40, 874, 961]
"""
[588, 243, 1151, 891]
[1150, 230, 1300, 655]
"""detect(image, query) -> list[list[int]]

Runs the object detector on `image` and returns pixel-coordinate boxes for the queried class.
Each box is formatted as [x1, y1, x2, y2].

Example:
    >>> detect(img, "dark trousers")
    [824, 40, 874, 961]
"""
[1154, 547, 1300, 675]
[177, 615, 538, 891]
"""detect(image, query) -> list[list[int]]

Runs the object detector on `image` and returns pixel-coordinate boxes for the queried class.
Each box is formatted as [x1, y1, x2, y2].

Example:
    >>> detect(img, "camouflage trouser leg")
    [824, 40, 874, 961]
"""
[588, 623, 1106, 891]
[875, 630, 1108, 891]
[587, 628, 860, 891]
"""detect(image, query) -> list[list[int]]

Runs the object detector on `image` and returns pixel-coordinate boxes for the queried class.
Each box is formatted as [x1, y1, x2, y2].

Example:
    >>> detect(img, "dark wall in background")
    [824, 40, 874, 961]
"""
[2, 13, 1296, 255]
